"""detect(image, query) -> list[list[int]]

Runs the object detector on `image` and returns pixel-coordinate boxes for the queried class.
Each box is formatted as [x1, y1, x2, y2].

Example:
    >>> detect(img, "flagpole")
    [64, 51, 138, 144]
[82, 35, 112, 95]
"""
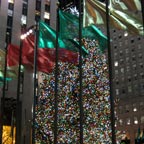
[0, 38, 9, 144]
[15, 29, 24, 144]
[141, 0, 144, 33]
[105, 0, 116, 143]
[32, 21, 39, 144]
[54, 3, 59, 144]
[78, 0, 84, 143]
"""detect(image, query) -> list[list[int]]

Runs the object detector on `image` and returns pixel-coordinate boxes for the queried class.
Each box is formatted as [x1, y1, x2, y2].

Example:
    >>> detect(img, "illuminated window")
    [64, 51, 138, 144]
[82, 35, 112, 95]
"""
[21, 15, 27, 25]
[133, 103, 137, 112]
[119, 119, 123, 125]
[114, 61, 118, 67]
[141, 116, 144, 123]
[134, 117, 138, 124]
[126, 118, 130, 125]
[44, 12, 50, 19]
[128, 86, 132, 93]
[8, 0, 14, 3]
[116, 89, 119, 95]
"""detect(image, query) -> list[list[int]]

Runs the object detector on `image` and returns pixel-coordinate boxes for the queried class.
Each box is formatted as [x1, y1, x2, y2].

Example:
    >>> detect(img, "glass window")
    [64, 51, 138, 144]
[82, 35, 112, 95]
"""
[141, 116, 144, 123]
[126, 118, 131, 125]
[133, 103, 137, 112]
[45, 3, 50, 12]
[116, 89, 119, 95]
[8, 0, 14, 3]
[114, 61, 118, 67]
[44, 12, 50, 20]
[128, 86, 132, 93]
[8, 9, 13, 16]
[7, 16, 13, 27]
[134, 74, 137, 80]
[5, 28, 12, 43]
[115, 69, 118, 75]
[22, 3, 28, 16]
[120, 68, 124, 73]
[119, 119, 123, 125]
[36, 0, 41, 11]
[8, 2, 14, 10]
[125, 49, 129, 53]
[140, 102, 144, 110]
[125, 105, 129, 112]
[21, 15, 27, 25]
[126, 57, 129, 62]
[134, 117, 138, 124]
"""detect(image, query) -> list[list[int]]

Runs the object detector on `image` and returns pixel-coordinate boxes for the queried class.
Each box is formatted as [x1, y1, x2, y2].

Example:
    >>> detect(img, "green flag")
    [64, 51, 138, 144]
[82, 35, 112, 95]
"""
[38, 21, 65, 48]
[136, 127, 141, 143]
[82, 24, 107, 52]
[59, 9, 107, 52]
[39, 20, 88, 56]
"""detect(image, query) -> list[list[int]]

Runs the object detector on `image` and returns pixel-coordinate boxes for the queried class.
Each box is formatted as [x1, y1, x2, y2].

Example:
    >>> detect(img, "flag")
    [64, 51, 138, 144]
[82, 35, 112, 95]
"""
[135, 127, 141, 143]
[0, 49, 19, 80]
[38, 20, 86, 56]
[111, 0, 141, 11]
[8, 31, 78, 74]
[83, 0, 143, 35]
[82, 24, 107, 52]
[59, 10, 107, 52]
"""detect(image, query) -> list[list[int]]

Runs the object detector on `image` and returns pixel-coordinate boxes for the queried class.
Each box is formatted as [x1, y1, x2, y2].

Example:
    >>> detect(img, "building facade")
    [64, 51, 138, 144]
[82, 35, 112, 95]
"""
[0, 0, 57, 143]
[0, 0, 144, 144]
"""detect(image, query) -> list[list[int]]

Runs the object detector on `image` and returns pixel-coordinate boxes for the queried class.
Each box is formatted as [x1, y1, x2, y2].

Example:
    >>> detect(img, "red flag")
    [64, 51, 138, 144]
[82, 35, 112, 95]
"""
[7, 34, 78, 73]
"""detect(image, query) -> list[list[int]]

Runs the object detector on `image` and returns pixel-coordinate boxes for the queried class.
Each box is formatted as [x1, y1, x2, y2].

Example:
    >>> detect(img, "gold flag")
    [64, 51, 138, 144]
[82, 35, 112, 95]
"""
[83, 0, 143, 35]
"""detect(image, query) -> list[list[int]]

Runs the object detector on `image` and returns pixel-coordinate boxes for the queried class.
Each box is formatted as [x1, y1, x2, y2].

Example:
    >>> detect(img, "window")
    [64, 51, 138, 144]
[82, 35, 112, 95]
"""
[44, 19, 50, 25]
[119, 51, 123, 56]
[125, 49, 129, 53]
[8, 2, 14, 10]
[140, 102, 144, 110]
[21, 15, 27, 25]
[119, 119, 123, 125]
[132, 55, 136, 61]
[128, 86, 132, 93]
[36, 0, 41, 11]
[5, 28, 12, 43]
[125, 105, 129, 112]
[138, 44, 141, 49]
[120, 59, 124, 64]
[141, 116, 144, 123]
[45, 3, 50, 12]
[133, 64, 136, 70]
[133, 103, 137, 112]
[44, 12, 50, 20]
[114, 61, 118, 67]
[127, 77, 131, 82]
[115, 69, 118, 75]
[126, 57, 130, 62]
[134, 74, 137, 80]
[131, 39, 134, 43]
[115, 89, 119, 95]
[7, 16, 13, 27]
[122, 88, 126, 94]
[134, 117, 138, 124]
[119, 42, 122, 47]
[8, 0, 14, 3]
[126, 66, 130, 72]
[140, 63, 143, 68]
[120, 68, 124, 73]
[126, 118, 131, 125]
[138, 53, 142, 59]
[140, 73, 144, 79]
[22, 3, 28, 16]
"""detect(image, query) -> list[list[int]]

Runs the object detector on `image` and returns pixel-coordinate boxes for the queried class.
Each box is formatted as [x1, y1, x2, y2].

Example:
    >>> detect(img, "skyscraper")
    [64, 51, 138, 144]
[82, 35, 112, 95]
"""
[0, 0, 144, 143]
